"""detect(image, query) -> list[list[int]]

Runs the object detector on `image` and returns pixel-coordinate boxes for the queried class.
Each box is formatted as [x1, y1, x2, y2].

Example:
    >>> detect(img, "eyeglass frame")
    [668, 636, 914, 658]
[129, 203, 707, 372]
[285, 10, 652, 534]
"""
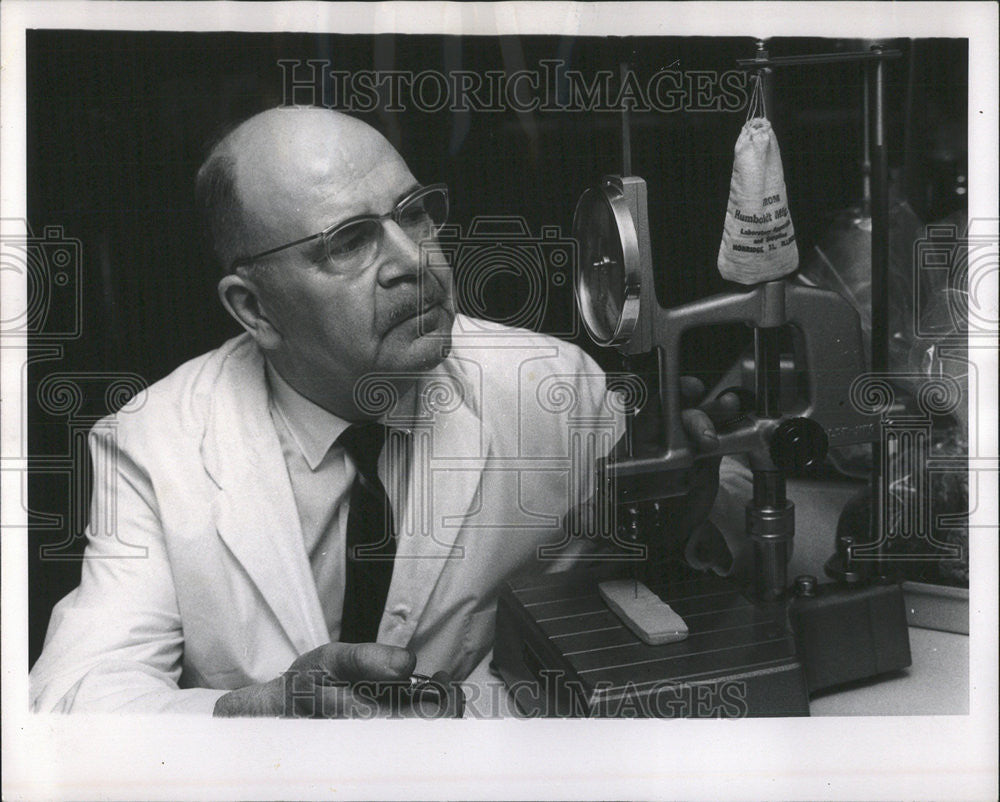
[228, 182, 449, 273]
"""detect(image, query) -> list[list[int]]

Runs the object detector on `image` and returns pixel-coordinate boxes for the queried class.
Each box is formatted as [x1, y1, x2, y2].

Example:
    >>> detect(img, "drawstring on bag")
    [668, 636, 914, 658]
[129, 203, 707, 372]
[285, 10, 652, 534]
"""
[717, 74, 800, 284]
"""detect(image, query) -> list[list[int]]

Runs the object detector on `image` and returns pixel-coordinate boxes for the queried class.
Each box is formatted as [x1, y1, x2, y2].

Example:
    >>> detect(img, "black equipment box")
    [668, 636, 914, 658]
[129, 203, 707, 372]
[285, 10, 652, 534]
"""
[789, 579, 912, 694]
[493, 562, 912, 717]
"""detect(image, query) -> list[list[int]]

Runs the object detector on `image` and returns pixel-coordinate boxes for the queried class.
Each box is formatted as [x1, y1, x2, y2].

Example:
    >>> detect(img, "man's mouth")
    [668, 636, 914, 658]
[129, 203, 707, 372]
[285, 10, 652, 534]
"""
[386, 296, 447, 331]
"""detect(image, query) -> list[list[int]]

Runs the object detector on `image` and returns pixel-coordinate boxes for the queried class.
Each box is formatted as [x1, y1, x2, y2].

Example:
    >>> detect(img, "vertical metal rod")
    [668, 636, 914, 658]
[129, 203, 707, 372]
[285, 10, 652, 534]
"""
[620, 62, 632, 176]
[868, 45, 890, 571]
[861, 76, 872, 217]
[621, 354, 636, 459]
[753, 470, 787, 508]
[755, 327, 782, 418]
[761, 68, 773, 119]
[752, 47, 781, 422]
[749, 42, 789, 601]
[754, 40, 774, 120]
[901, 44, 917, 210]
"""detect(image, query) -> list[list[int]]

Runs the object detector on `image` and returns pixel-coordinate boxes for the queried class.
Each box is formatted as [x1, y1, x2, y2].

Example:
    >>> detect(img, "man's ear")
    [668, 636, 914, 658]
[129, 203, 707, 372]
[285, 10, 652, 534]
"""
[217, 273, 282, 350]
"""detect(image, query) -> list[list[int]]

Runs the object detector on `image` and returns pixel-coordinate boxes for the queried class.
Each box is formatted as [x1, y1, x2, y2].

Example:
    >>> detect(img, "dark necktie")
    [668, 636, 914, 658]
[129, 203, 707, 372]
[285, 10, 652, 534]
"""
[337, 422, 397, 643]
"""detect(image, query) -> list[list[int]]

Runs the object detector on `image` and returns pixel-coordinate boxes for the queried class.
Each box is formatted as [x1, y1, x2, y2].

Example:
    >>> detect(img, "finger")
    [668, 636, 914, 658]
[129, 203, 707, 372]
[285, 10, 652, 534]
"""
[310, 683, 383, 719]
[699, 389, 745, 417]
[696, 389, 749, 431]
[712, 390, 743, 414]
[679, 376, 705, 405]
[319, 642, 416, 684]
[285, 675, 416, 719]
[682, 408, 718, 449]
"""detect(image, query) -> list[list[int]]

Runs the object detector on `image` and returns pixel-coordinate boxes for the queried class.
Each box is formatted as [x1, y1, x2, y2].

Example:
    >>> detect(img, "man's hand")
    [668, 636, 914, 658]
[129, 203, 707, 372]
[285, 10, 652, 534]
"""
[213, 642, 416, 717]
[678, 376, 743, 452]
[679, 377, 749, 577]
[675, 376, 743, 539]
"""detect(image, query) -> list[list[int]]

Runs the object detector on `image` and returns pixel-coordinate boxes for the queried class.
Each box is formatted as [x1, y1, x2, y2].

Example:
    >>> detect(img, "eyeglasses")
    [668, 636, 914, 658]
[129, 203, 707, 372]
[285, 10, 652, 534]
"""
[229, 183, 449, 274]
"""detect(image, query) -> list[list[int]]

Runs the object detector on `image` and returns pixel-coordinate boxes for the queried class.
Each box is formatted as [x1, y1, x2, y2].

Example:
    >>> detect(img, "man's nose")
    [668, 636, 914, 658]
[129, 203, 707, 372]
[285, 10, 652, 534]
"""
[376, 220, 423, 285]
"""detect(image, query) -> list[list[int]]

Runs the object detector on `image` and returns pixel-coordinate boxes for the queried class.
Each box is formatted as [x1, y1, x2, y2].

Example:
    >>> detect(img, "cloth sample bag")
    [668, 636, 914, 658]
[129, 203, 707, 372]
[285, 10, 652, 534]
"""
[717, 79, 799, 284]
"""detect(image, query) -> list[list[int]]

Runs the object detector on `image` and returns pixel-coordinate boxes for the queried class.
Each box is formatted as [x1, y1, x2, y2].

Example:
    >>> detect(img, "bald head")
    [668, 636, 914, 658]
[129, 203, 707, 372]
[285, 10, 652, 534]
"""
[196, 108, 407, 272]
[207, 107, 455, 415]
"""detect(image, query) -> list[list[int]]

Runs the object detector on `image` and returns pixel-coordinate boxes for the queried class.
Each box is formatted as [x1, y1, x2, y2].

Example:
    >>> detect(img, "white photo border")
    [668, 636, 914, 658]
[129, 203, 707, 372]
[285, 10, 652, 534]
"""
[2, 2, 997, 800]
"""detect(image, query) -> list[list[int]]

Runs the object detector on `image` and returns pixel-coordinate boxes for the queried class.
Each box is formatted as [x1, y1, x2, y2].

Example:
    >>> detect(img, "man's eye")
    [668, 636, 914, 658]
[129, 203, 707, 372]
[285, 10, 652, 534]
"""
[398, 208, 432, 232]
[326, 224, 375, 257]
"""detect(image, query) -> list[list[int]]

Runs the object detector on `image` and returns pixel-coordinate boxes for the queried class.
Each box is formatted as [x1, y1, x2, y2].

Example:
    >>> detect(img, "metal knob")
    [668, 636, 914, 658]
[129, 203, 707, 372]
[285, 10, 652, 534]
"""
[769, 417, 829, 471]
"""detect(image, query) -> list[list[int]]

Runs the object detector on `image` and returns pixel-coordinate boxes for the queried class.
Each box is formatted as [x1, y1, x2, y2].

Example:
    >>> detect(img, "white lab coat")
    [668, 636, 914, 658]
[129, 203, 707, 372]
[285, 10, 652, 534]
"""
[30, 317, 624, 713]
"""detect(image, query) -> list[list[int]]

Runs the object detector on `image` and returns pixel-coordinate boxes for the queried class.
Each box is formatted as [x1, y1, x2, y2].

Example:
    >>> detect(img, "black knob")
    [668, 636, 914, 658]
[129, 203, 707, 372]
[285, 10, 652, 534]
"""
[794, 575, 818, 598]
[769, 417, 829, 471]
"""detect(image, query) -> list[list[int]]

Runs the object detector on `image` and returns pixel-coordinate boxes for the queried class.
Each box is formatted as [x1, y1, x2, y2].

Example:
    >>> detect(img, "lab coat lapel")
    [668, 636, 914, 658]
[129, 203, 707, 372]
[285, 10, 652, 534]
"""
[202, 338, 329, 654]
[379, 356, 491, 645]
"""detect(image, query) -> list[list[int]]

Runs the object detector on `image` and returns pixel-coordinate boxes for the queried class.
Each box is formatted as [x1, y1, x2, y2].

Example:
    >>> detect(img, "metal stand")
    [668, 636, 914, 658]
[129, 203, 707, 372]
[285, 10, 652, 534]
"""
[492, 44, 912, 718]
[738, 43, 903, 576]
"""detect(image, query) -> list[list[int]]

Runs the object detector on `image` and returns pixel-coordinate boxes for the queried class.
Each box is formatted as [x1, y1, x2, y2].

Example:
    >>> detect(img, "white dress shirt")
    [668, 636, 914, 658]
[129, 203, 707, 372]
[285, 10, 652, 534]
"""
[265, 364, 409, 642]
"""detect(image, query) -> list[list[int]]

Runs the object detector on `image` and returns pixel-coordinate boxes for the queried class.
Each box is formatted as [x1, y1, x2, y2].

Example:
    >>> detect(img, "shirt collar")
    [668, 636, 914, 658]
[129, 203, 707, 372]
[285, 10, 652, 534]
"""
[266, 362, 351, 471]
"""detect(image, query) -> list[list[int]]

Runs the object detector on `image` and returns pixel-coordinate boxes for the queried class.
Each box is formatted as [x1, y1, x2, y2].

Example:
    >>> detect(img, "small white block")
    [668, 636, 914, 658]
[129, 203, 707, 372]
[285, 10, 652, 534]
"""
[599, 579, 689, 645]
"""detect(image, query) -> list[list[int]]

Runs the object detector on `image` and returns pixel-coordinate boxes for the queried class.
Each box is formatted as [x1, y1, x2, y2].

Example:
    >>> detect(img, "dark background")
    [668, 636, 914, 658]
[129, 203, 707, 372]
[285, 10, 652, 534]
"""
[26, 31, 967, 665]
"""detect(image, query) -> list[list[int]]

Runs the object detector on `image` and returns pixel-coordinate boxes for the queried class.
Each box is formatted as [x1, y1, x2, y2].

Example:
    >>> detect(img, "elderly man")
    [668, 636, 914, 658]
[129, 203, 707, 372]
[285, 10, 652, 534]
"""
[30, 108, 745, 716]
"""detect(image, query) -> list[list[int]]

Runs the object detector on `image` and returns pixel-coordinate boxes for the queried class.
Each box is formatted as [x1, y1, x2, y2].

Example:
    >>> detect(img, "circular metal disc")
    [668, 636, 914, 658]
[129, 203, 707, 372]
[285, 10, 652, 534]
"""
[572, 180, 641, 347]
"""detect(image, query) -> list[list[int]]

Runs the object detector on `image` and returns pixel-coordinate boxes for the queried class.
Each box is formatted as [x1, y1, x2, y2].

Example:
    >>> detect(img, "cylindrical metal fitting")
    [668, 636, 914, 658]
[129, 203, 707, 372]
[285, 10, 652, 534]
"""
[747, 499, 796, 601]
[746, 502, 795, 540]
[751, 535, 792, 602]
